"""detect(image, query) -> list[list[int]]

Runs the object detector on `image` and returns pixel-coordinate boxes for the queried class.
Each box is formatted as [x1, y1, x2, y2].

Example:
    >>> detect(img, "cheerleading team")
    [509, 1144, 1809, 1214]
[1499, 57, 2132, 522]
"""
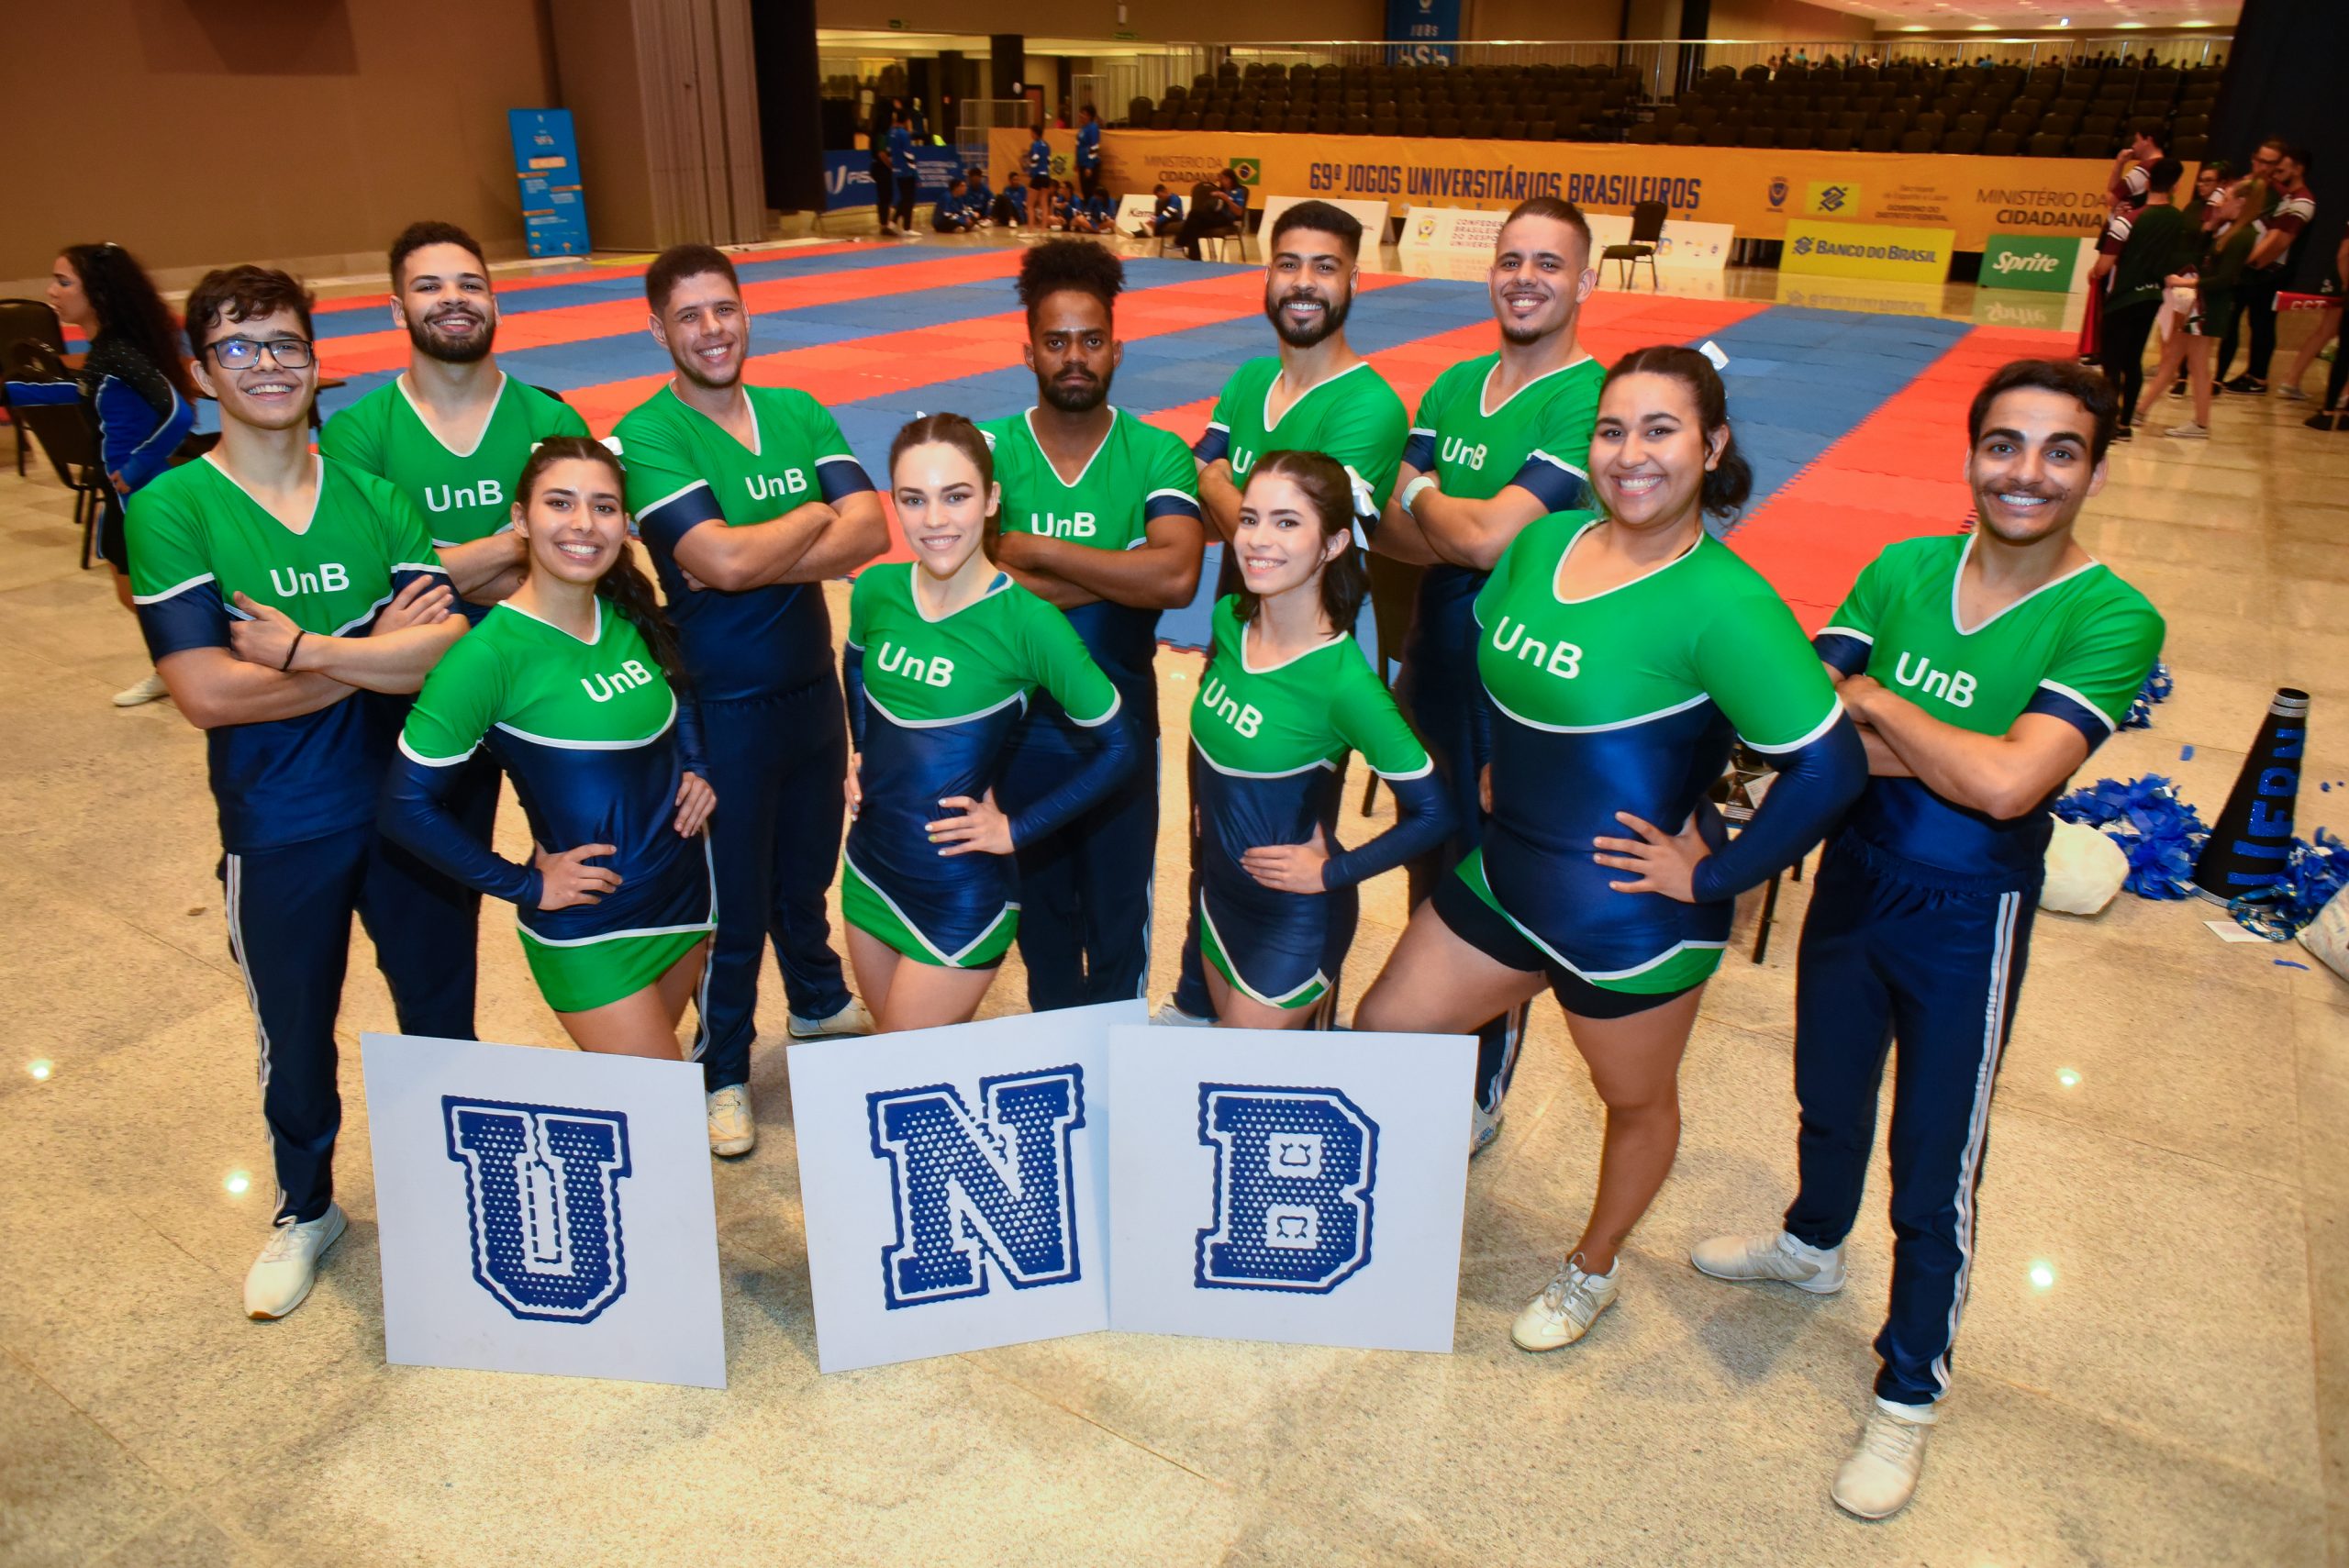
[839, 414, 1138, 1032]
[381, 437, 717, 1058]
[1187, 450, 1453, 1028]
[1353, 345, 1867, 1350]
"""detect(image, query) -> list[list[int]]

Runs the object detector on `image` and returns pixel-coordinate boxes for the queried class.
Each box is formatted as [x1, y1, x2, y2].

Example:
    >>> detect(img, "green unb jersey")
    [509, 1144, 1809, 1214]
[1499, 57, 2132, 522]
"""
[1192, 596, 1429, 781]
[1406, 351, 1602, 511]
[1198, 356, 1409, 509]
[1818, 532, 2165, 885]
[318, 373, 587, 548]
[126, 455, 446, 851]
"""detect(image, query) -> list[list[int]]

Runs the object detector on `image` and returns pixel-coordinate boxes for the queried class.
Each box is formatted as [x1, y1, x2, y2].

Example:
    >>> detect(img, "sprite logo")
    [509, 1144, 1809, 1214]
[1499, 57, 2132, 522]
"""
[1992, 251, 2059, 273]
[1229, 157, 1261, 186]
[1979, 233, 2077, 294]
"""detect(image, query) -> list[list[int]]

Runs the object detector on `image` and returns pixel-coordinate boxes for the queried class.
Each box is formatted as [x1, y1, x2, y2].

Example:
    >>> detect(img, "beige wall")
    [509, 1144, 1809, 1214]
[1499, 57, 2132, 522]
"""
[1468, 0, 1630, 41]
[813, 0, 1386, 40]
[4, 0, 558, 294]
[1703, 0, 1875, 41]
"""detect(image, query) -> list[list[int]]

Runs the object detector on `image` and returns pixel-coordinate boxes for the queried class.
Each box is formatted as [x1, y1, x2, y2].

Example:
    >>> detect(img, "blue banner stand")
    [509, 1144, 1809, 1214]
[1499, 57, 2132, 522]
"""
[509, 109, 591, 258]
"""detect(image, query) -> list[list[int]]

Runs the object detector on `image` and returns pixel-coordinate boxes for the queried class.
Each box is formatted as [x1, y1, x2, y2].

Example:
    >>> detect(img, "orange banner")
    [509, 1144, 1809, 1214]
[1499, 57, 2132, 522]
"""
[993, 128, 2129, 251]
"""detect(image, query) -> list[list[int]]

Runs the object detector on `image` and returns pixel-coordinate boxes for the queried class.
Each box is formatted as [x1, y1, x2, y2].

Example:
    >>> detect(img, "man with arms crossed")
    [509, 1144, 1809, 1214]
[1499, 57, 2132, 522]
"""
[1692, 360, 2163, 1520]
[613, 246, 887, 1156]
[1374, 195, 1604, 1148]
[981, 240, 1204, 1010]
[1163, 199, 1408, 1025]
[130, 266, 473, 1319]
[321, 220, 592, 970]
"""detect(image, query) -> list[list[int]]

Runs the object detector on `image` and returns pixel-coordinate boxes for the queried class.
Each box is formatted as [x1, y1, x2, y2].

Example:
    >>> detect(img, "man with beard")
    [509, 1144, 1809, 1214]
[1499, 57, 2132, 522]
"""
[322, 223, 590, 623]
[612, 245, 888, 1156]
[129, 265, 471, 1318]
[1691, 360, 2162, 1521]
[978, 241, 1204, 1011]
[1371, 196, 1603, 1151]
[1162, 199, 1408, 1025]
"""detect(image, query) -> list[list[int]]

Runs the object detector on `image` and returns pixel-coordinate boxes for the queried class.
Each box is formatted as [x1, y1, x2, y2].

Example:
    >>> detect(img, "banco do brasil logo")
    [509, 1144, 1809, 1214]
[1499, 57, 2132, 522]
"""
[1229, 157, 1262, 186]
[1816, 183, 1850, 214]
[1792, 235, 1814, 256]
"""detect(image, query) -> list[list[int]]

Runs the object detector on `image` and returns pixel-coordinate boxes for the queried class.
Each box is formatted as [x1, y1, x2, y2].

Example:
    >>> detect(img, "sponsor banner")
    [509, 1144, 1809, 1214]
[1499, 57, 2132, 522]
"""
[1399, 205, 1509, 253]
[1260, 193, 1396, 247]
[1980, 232, 2091, 294]
[1400, 206, 1731, 272]
[508, 109, 590, 258]
[996, 128, 2122, 250]
[822, 148, 973, 211]
[789, 1003, 1135, 1373]
[1782, 218, 1955, 284]
[1970, 286, 2077, 331]
[1106, 1026, 1473, 1352]
[1115, 192, 1163, 234]
[363, 1033, 725, 1388]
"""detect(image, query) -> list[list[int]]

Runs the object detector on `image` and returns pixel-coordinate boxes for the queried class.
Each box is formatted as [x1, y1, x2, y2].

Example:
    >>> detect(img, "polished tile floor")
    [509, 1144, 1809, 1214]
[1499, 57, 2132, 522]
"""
[1, 241, 2343, 1566]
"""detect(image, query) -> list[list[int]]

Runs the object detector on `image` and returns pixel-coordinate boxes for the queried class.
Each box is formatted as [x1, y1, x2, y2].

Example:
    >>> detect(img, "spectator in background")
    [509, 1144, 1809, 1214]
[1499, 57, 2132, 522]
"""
[1180, 169, 1249, 261]
[933, 177, 978, 234]
[1025, 123, 1055, 230]
[1074, 105, 1104, 204]
[1061, 186, 1114, 235]
[2280, 222, 2346, 407]
[2138, 176, 2268, 439]
[887, 108, 918, 235]
[868, 105, 897, 235]
[4, 242, 196, 706]
[965, 167, 995, 225]
[995, 170, 1029, 227]
[2091, 157, 2188, 441]
[1135, 183, 1185, 239]
[2221, 142, 2316, 394]
[2108, 120, 2167, 213]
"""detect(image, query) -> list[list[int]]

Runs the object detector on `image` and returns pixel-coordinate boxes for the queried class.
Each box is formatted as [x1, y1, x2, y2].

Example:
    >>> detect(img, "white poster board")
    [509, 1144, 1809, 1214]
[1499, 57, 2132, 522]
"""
[1259, 193, 1396, 247]
[1114, 192, 1163, 235]
[362, 1033, 726, 1389]
[1401, 206, 1733, 271]
[1104, 1024, 1475, 1353]
[788, 1002, 1137, 1373]
[1586, 212, 1735, 271]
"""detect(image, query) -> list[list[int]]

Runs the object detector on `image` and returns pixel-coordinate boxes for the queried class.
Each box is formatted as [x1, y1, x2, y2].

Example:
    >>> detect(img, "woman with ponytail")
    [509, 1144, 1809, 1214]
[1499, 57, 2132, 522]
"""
[381, 437, 718, 1057]
[1356, 345, 1865, 1352]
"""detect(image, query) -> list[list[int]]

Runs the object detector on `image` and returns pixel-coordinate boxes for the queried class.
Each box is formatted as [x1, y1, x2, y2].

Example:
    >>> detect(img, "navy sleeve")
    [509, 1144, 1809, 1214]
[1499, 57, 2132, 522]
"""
[1813, 630, 1873, 677]
[1007, 705, 1138, 848]
[4, 379, 81, 409]
[841, 640, 868, 750]
[1319, 770, 1456, 890]
[635, 480, 726, 557]
[674, 692, 709, 778]
[1508, 449, 1588, 512]
[1193, 423, 1230, 465]
[380, 752, 543, 908]
[1401, 425, 1438, 473]
[1688, 717, 1866, 903]
[816, 454, 876, 503]
[135, 576, 230, 662]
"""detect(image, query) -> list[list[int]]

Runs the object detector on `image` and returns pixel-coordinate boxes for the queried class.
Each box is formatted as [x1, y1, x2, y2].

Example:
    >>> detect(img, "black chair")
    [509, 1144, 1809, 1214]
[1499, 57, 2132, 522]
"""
[0, 296, 67, 478]
[2069, 132, 2110, 158]
[1983, 129, 2020, 156]
[1942, 130, 1982, 155]
[1900, 128, 1936, 153]
[2027, 132, 2066, 157]
[1600, 200, 1667, 289]
[3, 339, 108, 566]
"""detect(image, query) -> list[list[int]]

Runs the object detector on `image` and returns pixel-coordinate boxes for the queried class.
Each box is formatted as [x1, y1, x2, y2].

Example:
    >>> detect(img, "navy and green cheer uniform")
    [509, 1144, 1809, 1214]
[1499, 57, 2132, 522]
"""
[1175, 356, 1409, 1018]
[614, 384, 872, 1088]
[980, 407, 1199, 1008]
[383, 599, 716, 1016]
[128, 456, 475, 1227]
[841, 564, 1135, 968]
[1438, 512, 1865, 1012]
[320, 373, 591, 950]
[6, 330, 194, 572]
[1395, 351, 1602, 1104]
[1191, 597, 1453, 1010]
[1792, 534, 2162, 1409]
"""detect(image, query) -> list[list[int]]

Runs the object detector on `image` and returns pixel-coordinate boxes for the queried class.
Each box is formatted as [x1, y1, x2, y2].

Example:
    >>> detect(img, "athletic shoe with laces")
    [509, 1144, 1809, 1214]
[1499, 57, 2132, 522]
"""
[788, 996, 874, 1039]
[707, 1084, 755, 1156]
[1509, 1252, 1619, 1351]
[2222, 373, 2266, 395]
[2165, 423, 2210, 439]
[1152, 1000, 1215, 1028]
[244, 1204, 347, 1320]
[1689, 1228, 1847, 1294]
[113, 672, 169, 707]
[1832, 1398, 1937, 1519]
[1470, 1100, 1504, 1158]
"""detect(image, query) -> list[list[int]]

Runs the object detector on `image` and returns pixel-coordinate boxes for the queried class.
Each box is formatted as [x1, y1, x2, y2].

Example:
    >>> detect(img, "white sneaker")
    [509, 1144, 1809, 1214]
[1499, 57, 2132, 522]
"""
[1509, 1252, 1620, 1351]
[788, 997, 874, 1039]
[1689, 1228, 1847, 1294]
[2278, 384, 2308, 402]
[1832, 1398, 1937, 1519]
[113, 672, 169, 707]
[707, 1084, 755, 1156]
[244, 1204, 347, 1320]
[1152, 1000, 1215, 1028]
[1470, 1100, 1504, 1158]
[2165, 423, 2210, 439]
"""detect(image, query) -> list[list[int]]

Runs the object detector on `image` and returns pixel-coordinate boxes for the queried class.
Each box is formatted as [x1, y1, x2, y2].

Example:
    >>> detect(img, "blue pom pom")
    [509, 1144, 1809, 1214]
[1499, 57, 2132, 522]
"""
[2054, 773, 2210, 899]
[2121, 658, 2175, 731]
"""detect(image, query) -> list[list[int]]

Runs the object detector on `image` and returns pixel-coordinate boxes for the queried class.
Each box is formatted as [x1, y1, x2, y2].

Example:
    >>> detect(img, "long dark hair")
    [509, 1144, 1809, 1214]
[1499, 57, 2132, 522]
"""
[1601, 345, 1753, 520]
[513, 437, 686, 683]
[888, 413, 1001, 559]
[63, 243, 197, 405]
[1231, 450, 1367, 634]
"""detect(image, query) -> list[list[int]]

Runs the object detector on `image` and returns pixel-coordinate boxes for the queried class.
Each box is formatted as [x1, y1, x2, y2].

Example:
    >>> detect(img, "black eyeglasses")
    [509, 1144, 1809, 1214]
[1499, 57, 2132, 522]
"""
[207, 337, 315, 371]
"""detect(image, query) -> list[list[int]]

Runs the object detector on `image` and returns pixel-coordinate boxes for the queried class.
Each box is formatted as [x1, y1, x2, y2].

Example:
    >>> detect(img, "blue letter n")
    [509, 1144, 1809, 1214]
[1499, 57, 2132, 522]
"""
[868, 1067, 1085, 1309]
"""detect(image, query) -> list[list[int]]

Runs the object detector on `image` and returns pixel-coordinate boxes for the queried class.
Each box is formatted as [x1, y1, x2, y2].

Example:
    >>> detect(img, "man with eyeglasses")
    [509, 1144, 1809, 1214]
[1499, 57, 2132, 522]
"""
[128, 265, 475, 1322]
